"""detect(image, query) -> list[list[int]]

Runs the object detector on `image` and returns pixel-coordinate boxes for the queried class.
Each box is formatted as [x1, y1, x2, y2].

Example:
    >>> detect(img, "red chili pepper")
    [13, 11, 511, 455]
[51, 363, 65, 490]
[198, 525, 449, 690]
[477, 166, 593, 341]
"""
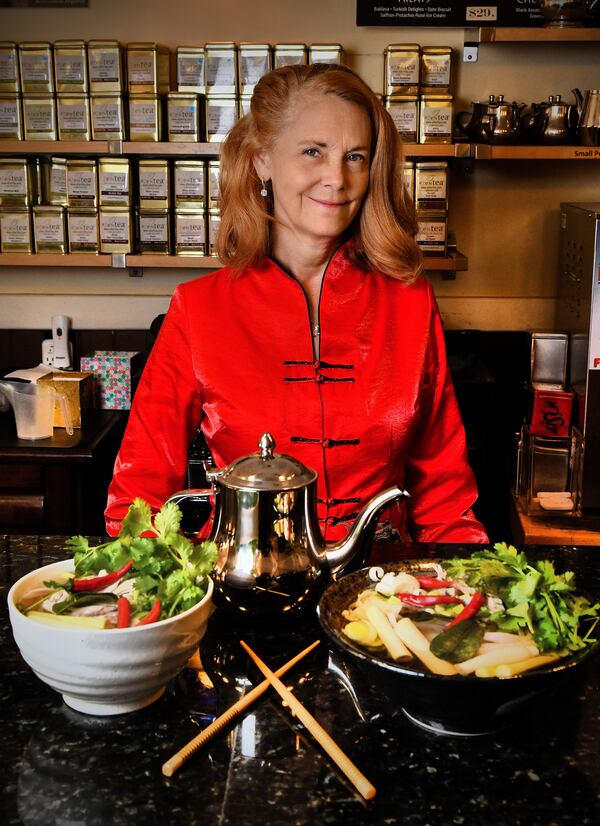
[137, 598, 161, 626]
[417, 576, 456, 590]
[117, 596, 131, 628]
[396, 593, 462, 607]
[73, 560, 134, 592]
[444, 592, 485, 630]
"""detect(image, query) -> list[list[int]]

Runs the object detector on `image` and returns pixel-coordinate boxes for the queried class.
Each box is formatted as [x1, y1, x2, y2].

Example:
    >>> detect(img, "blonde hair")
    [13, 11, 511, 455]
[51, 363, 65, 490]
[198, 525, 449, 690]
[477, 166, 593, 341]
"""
[217, 63, 422, 283]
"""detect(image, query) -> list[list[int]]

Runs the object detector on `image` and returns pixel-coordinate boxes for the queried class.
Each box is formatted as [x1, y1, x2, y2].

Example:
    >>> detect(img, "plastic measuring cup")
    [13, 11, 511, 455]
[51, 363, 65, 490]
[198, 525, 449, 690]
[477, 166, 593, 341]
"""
[0, 381, 73, 440]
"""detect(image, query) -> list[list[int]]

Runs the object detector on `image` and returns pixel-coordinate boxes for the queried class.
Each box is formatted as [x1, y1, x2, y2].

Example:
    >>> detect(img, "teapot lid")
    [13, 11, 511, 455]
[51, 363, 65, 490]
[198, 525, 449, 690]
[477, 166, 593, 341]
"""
[217, 433, 318, 490]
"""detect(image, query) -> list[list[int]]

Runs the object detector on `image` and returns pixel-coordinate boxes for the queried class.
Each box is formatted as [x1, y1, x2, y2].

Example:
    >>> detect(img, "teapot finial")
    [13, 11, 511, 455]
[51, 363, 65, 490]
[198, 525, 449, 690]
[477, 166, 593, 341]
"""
[258, 432, 276, 460]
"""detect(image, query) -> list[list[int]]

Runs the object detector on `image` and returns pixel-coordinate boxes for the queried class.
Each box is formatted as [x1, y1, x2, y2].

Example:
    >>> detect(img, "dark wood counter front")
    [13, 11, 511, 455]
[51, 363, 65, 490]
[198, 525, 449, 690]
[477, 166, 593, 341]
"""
[0, 411, 125, 534]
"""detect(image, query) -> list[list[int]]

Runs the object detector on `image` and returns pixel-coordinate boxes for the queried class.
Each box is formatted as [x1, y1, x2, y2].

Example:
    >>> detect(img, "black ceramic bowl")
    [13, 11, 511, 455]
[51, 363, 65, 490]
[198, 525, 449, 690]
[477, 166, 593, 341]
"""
[317, 560, 600, 736]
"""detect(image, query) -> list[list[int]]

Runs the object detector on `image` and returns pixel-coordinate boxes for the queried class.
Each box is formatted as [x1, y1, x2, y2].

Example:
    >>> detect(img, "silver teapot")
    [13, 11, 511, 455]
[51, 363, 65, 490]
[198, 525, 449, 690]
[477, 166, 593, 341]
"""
[574, 88, 600, 146]
[521, 95, 578, 145]
[166, 433, 407, 617]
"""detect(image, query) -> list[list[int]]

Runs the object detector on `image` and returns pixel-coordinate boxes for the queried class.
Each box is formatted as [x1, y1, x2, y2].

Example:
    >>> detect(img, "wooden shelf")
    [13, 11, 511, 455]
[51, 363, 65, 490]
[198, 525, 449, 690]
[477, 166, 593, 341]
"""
[0, 141, 471, 159]
[121, 142, 221, 156]
[0, 250, 468, 272]
[403, 144, 469, 158]
[473, 144, 600, 160]
[0, 140, 111, 155]
[125, 254, 218, 267]
[510, 498, 600, 546]
[467, 26, 600, 43]
[0, 253, 112, 266]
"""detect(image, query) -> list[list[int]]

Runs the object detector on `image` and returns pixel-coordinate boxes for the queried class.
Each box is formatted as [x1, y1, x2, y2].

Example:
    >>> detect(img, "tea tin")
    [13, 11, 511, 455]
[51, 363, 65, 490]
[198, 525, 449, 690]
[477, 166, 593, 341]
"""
[33, 205, 66, 253]
[0, 43, 20, 93]
[167, 92, 202, 142]
[420, 47, 452, 95]
[138, 159, 170, 210]
[308, 44, 343, 64]
[238, 43, 271, 95]
[205, 42, 237, 95]
[136, 208, 171, 254]
[176, 46, 205, 94]
[174, 159, 205, 211]
[90, 93, 125, 141]
[416, 213, 447, 256]
[419, 94, 453, 144]
[385, 95, 419, 143]
[206, 94, 237, 142]
[175, 210, 206, 256]
[54, 40, 88, 94]
[0, 207, 32, 252]
[19, 42, 53, 94]
[57, 94, 91, 141]
[23, 94, 57, 140]
[67, 209, 99, 253]
[88, 41, 123, 93]
[99, 205, 133, 253]
[126, 42, 170, 95]
[98, 157, 131, 207]
[415, 161, 448, 212]
[128, 94, 163, 141]
[66, 159, 97, 210]
[0, 94, 22, 140]
[384, 44, 420, 96]
[273, 43, 307, 68]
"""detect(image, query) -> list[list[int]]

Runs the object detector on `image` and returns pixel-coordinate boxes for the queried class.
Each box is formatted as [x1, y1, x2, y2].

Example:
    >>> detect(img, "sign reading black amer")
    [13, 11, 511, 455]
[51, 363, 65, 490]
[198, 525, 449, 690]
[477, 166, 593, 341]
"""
[356, 1, 544, 27]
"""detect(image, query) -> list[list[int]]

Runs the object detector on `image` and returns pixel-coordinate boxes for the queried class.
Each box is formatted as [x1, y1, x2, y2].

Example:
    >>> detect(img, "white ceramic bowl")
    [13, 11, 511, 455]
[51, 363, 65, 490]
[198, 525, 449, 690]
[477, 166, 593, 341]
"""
[8, 559, 214, 716]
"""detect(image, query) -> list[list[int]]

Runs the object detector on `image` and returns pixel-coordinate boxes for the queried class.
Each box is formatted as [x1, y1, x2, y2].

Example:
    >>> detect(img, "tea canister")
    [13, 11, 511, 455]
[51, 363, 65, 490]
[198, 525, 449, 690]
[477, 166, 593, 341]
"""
[57, 94, 90, 141]
[308, 44, 343, 65]
[206, 94, 237, 142]
[416, 213, 447, 256]
[98, 157, 131, 207]
[273, 43, 307, 68]
[136, 208, 171, 254]
[90, 93, 125, 141]
[88, 41, 123, 93]
[385, 95, 419, 143]
[420, 47, 452, 95]
[138, 159, 170, 210]
[205, 42, 237, 95]
[41, 156, 67, 206]
[54, 40, 88, 94]
[0, 207, 32, 253]
[0, 158, 32, 207]
[238, 43, 271, 95]
[19, 42, 53, 94]
[33, 205, 66, 253]
[67, 209, 99, 253]
[207, 159, 220, 209]
[23, 94, 56, 140]
[0, 94, 23, 140]
[66, 158, 97, 210]
[208, 208, 220, 257]
[419, 94, 453, 145]
[174, 159, 205, 211]
[175, 210, 206, 256]
[176, 46, 205, 94]
[167, 92, 202, 142]
[415, 161, 448, 212]
[99, 205, 133, 253]
[403, 161, 415, 202]
[129, 94, 163, 141]
[0, 43, 20, 93]
[126, 42, 170, 95]
[385, 44, 420, 96]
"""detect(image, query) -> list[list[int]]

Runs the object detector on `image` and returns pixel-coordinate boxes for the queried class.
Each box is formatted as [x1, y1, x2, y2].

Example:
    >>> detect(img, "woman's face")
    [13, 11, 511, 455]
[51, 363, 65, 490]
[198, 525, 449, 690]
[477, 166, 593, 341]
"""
[254, 93, 372, 250]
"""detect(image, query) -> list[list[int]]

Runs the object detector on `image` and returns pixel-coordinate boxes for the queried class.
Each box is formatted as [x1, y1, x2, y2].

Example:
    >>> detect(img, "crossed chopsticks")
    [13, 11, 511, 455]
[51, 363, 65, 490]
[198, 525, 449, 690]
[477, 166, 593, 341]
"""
[162, 639, 376, 800]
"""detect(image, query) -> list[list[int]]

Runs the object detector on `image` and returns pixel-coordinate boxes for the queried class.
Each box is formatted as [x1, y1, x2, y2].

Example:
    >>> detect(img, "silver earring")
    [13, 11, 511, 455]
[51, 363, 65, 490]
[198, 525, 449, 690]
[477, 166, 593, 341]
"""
[260, 179, 268, 197]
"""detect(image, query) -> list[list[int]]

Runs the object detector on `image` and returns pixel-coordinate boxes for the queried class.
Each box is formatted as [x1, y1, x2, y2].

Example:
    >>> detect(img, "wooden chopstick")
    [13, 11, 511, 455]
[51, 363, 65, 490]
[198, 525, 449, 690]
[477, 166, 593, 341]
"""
[162, 639, 320, 777]
[240, 640, 376, 801]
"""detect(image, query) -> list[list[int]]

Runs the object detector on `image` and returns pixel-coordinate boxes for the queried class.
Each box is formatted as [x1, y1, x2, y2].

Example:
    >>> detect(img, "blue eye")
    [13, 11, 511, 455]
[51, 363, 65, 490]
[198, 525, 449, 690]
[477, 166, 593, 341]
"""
[303, 147, 319, 157]
[347, 153, 366, 163]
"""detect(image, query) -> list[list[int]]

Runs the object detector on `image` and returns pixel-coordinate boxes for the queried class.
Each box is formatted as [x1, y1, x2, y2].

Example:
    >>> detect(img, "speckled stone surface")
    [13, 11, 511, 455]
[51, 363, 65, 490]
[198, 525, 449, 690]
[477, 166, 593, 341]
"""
[1, 537, 600, 826]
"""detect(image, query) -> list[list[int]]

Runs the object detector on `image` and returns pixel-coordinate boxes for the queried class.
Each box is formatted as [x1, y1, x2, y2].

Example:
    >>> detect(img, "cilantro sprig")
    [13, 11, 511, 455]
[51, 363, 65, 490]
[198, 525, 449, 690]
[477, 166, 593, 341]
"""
[443, 542, 600, 654]
[65, 498, 217, 621]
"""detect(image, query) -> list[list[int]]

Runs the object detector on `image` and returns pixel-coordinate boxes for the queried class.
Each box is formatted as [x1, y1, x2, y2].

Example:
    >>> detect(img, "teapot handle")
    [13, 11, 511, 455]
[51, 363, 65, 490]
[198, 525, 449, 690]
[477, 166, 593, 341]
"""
[454, 111, 472, 134]
[165, 488, 215, 537]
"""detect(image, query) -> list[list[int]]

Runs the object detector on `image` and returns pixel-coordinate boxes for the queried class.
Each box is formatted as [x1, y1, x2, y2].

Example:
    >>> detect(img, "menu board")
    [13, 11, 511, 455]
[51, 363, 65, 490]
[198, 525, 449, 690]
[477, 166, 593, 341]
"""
[356, 1, 545, 27]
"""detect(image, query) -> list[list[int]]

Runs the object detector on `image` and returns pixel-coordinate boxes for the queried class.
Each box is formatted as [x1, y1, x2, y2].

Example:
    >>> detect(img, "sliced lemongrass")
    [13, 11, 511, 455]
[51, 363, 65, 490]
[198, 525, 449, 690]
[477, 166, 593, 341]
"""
[394, 618, 458, 676]
[455, 642, 539, 676]
[364, 602, 411, 660]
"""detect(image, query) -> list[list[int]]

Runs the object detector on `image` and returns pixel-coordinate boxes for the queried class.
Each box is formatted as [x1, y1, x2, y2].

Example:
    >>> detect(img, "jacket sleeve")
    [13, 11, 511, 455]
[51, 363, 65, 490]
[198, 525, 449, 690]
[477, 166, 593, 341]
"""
[403, 286, 489, 544]
[104, 285, 203, 536]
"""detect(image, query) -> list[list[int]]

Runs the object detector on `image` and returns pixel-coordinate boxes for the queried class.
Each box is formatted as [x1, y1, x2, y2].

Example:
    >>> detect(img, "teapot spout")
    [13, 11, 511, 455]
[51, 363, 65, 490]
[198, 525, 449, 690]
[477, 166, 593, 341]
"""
[572, 88, 584, 115]
[308, 486, 409, 578]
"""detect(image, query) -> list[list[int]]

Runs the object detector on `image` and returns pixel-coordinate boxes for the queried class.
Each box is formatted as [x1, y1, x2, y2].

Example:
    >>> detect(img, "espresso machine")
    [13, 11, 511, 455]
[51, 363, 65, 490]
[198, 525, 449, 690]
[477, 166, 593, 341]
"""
[555, 202, 600, 511]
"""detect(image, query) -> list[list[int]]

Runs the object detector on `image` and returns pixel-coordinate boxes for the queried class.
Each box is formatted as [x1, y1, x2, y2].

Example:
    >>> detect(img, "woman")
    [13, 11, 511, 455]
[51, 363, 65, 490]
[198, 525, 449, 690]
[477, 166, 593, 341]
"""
[105, 63, 487, 544]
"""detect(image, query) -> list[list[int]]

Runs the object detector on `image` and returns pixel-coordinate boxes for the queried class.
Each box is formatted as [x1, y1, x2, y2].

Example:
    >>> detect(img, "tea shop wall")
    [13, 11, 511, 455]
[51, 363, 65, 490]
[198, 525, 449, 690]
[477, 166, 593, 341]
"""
[1, 0, 599, 331]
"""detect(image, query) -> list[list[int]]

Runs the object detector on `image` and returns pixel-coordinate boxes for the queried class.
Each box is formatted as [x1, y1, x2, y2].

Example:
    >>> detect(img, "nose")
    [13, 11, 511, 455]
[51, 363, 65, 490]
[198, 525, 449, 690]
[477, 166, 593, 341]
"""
[321, 155, 346, 190]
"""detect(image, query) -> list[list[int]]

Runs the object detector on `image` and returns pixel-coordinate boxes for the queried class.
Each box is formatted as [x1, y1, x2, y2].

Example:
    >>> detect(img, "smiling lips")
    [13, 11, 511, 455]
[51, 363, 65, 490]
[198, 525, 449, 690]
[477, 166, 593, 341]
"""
[308, 196, 350, 208]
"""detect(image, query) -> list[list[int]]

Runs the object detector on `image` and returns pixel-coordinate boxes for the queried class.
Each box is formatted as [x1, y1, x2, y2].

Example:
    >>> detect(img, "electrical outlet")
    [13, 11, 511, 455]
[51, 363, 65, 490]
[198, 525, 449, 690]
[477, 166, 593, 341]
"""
[42, 339, 54, 367]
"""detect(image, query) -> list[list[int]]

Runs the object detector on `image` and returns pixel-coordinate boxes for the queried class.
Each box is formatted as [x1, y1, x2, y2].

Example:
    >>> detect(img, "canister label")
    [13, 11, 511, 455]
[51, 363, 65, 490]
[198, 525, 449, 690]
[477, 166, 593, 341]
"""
[129, 101, 157, 131]
[20, 54, 50, 83]
[100, 170, 129, 201]
[175, 167, 204, 201]
[207, 104, 236, 137]
[169, 105, 196, 135]
[68, 170, 95, 198]
[140, 213, 168, 243]
[422, 107, 452, 136]
[58, 101, 87, 130]
[139, 170, 167, 200]
[92, 101, 121, 131]
[0, 101, 19, 134]
[68, 213, 97, 245]
[89, 51, 119, 83]
[100, 213, 129, 243]
[1, 213, 30, 244]
[55, 54, 85, 84]
[25, 102, 53, 131]
[389, 55, 419, 86]
[177, 56, 204, 88]
[0, 168, 27, 195]
[50, 165, 67, 197]
[206, 55, 235, 86]
[240, 55, 269, 86]
[34, 214, 63, 243]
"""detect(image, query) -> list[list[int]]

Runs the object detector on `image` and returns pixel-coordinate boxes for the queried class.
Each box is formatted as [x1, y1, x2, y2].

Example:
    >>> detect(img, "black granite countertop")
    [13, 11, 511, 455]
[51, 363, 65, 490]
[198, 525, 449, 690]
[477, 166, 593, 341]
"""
[1, 536, 600, 826]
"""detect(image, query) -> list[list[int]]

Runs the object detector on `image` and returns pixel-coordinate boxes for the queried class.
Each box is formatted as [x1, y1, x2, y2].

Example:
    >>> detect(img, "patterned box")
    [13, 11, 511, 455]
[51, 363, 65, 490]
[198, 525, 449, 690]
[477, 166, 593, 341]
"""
[79, 351, 142, 410]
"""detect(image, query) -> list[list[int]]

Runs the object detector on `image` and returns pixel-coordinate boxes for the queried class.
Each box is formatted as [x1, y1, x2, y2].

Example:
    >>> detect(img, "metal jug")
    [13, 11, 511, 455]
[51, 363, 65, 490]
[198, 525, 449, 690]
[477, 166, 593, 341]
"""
[478, 95, 524, 145]
[521, 95, 578, 145]
[166, 433, 408, 617]
[574, 88, 600, 146]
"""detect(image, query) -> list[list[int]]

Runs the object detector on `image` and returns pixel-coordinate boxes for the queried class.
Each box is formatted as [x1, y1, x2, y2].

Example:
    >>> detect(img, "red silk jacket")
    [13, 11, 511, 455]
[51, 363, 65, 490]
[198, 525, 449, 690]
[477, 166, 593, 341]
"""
[105, 243, 488, 543]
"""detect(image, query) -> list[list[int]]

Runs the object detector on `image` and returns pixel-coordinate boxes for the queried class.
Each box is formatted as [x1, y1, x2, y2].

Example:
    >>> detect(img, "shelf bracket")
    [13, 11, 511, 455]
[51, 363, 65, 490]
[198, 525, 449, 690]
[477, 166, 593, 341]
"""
[108, 139, 123, 155]
[111, 253, 126, 269]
